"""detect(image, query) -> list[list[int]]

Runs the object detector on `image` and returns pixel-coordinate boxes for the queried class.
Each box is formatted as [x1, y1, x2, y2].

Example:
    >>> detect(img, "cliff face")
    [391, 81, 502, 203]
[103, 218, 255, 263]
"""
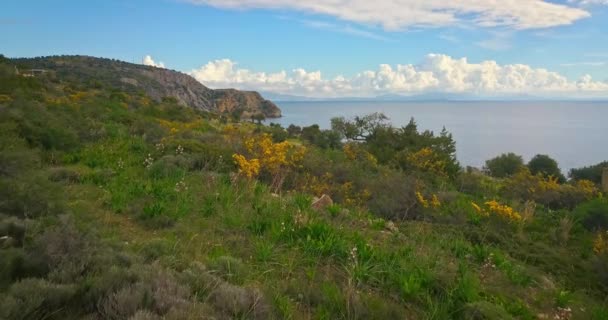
[14, 55, 281, 118]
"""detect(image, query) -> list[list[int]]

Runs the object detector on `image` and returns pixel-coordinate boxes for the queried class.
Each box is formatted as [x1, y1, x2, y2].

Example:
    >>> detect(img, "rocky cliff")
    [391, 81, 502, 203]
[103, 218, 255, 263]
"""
[13, 55, 281, 118]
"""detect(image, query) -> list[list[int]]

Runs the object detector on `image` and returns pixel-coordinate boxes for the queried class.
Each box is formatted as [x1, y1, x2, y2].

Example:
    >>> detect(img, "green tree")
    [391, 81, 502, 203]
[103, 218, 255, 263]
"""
[569, 161, 608, 184]
[528, 154, 565, 182]
[484, 153, 524, 178]
[330, 112, 389, 141]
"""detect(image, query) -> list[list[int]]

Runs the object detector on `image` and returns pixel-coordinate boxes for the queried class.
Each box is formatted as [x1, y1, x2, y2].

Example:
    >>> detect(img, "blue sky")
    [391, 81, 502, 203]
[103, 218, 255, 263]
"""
[2, 0, 608, 97]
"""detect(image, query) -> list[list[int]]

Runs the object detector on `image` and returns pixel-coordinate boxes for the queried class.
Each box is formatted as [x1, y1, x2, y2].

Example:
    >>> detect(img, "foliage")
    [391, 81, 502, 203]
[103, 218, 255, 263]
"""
[569, 161, 608, 185]
[484, 153, 524, 178]
[1, 56, 607, 320]
[527, 154, 566, 182]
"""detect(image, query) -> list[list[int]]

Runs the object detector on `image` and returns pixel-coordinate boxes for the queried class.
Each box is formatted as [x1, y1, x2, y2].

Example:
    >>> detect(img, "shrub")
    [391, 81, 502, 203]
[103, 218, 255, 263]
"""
[502, 168, 597, 209]
[208, 256, 247, 284]
[527, 154, 565, 182]
[569, 161, 608, 185]
[0, 173, 64, 218]
[484, 153, 524, 178]
[209, 282, 271, 319]
[573, 198, 608, 231]
[366, 173, 421, 220]
[34, 216, 94, 283]
[0, 278, 77, 320]
[99, 282, 151, 320]
[48, 166, 82, 183]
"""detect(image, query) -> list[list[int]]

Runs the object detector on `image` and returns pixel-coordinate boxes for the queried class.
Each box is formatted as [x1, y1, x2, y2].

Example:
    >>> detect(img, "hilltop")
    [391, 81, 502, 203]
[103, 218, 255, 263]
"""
[9, 55, 281, 118]
[1, 54, 608, 320]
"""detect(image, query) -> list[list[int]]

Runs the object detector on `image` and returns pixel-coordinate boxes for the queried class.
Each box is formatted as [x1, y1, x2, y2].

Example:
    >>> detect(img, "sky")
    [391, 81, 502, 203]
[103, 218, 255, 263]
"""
[2, 0, 608, 98]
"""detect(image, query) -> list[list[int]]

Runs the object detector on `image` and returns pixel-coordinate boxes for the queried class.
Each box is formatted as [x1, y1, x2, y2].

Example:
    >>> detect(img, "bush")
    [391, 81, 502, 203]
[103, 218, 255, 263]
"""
[573, 198, 608, 231]
[569, 161, 608, 185]
[484, 153, 524, 178]
[366, 172, 421, 220]
[527, 154, 565, 182]
[0, 173, 64, 218]
[0, 278, 77, 320]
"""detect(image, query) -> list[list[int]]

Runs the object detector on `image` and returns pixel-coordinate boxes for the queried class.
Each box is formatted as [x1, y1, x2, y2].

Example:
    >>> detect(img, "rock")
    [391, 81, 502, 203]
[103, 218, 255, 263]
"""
[311, 194, 333, 211]
[462, 301, 514, 320]
[384, 221, 399, 233]
[538, 275, 556, 290]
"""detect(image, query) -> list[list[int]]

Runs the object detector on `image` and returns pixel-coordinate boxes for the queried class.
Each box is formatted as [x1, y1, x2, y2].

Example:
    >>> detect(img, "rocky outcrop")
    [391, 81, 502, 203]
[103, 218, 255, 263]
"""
[13, 55, 281, 118]
[311, 194, 333, 211]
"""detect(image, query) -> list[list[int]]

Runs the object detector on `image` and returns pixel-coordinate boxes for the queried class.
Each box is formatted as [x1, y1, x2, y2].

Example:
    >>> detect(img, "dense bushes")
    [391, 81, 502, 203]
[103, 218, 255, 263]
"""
[573, 198, 608, 231]
[484, 153, 524, 178]
[570, 161, 608, 185]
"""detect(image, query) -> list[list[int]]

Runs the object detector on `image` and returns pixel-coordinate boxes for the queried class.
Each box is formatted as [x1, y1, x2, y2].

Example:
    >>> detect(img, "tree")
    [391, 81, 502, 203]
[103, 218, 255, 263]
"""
[484, 153, 524, 178]
[569, 161, 608, 184]
[251, 113, 266, 125]
[330, 112, 389, 141]
[286, 124, 302, 137]
[528, 154, 565, 182]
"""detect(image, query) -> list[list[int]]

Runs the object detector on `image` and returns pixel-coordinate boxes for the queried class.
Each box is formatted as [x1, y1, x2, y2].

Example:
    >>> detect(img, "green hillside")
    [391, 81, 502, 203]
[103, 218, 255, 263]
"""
[1, 55, 608, 320]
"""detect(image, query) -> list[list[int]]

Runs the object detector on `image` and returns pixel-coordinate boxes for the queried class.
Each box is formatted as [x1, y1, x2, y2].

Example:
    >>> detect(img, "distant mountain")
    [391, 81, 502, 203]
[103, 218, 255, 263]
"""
[262, 91, 608, 102]
[11, 55, 281, 118]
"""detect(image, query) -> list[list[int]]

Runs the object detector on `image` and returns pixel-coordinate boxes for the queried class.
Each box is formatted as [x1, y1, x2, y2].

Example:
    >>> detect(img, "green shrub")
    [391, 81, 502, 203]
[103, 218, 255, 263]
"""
[527, 154, 565, 182]
[0, 278, 77, 320]
[484, 153, 524, 178]
[573, 198, 608, 231]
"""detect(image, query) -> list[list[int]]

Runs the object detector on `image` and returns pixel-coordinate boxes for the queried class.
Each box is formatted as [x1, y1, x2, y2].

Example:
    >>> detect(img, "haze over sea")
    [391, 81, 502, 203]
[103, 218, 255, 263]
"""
[267, 101, 608, 172]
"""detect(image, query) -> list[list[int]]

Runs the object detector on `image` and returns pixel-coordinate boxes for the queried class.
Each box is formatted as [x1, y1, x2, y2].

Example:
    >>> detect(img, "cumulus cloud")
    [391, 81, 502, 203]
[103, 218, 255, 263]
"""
[188, 54, 608, 98]
[187, 0, 590, 30]
[142, 55, 165, 68]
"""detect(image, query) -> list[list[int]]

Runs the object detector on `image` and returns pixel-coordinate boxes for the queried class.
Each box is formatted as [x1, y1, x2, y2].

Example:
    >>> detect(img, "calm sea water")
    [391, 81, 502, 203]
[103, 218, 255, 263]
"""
[266, 101, 608, 172]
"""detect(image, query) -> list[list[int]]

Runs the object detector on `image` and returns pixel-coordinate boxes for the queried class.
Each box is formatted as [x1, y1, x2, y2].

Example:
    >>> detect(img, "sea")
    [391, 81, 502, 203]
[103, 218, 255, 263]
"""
[265, 101, 608, 173]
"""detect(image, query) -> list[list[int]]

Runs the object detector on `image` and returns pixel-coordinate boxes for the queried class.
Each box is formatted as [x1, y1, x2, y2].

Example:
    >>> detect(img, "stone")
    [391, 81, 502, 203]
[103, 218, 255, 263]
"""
[538, 275, 556, 290]
[384, 221, 399, 233]
[311, 194, 333, 211]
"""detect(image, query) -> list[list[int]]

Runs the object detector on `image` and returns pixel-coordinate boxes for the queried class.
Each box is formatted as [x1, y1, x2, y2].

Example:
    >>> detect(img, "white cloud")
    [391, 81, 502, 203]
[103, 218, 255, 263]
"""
[142, 55, 165, 68]
[188, 54, 608, 98]
[299, 19, 393, 42]
[187, 0, 590, 30]
[475, 32, 513, 51]
[560, 61, 606, 67]
[569, 0, 608, 5]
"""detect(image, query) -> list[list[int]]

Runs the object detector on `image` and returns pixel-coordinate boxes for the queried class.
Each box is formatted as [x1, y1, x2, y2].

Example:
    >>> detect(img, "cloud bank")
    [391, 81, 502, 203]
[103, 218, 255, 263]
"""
[142, 55, 165, 68]
[187, 0, 590, 30]
[186, 54, 608, 98]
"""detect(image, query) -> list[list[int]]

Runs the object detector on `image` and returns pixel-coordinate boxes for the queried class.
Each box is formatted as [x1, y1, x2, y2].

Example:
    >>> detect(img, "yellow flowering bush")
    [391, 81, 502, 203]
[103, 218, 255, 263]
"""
[343, 143, 378, 167]
[503, 168, 600, 209]
[471, 201, 489, 217]
[416, 191, 441, 209]
[593, 231, 608, 255]
[232, 154, 260, 178]
[233, 133, 306, 191]
[485, 200, 522, 222]
[405, 147, 448, 177]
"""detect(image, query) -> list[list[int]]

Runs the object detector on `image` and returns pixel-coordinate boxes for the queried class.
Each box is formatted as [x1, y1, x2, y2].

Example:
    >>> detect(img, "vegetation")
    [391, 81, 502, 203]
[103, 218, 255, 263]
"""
[484, 153, 525, 178]
[1, 56, 608, 319]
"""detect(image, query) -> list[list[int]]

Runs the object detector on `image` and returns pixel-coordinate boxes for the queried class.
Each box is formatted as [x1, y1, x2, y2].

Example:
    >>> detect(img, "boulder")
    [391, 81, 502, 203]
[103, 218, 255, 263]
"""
[311, 194, 333, 211]
[384, 221, 399, 233]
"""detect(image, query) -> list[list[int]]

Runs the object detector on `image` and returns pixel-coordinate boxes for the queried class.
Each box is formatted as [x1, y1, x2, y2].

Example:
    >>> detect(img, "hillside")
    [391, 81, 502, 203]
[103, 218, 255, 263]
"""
[10, 55, 281, 118]
[1, 55, 608, 320]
